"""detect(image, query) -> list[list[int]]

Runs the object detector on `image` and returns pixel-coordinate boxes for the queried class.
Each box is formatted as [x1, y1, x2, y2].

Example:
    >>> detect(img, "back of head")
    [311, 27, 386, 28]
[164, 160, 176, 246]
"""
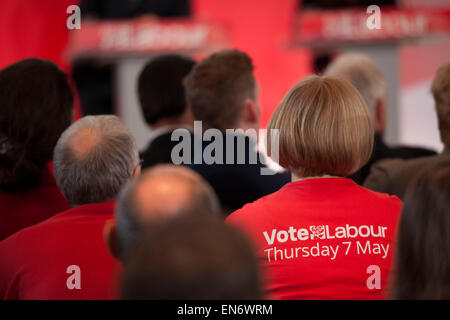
[431, 60, 450, 148]
[267, 75, 373, 178]
[0, 58, 73, 192]
[121, 214, 262, 299]
[325, 53, 386, 117]
[184, 49, 256, 131]
[138, 54, 195, 125]
[392, 158, 450, 299]
[53, 115, 139, 207]
[115, 165, 220, 258]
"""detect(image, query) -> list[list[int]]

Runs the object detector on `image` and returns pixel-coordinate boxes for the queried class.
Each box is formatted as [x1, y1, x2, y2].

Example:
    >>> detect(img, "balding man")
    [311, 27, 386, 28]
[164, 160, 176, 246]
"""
[104, 165, 220, 260]
[325, 53, 436, 184]
[121, 214, 262, 300]
[0, 115, 140, 299]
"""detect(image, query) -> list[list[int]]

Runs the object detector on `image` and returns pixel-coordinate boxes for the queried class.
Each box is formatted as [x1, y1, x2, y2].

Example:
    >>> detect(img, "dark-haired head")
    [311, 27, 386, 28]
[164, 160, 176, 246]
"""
[0, 58, 74, 192]
[391, 158, 450, 299]
[138, 54, 195, 126]
[184, 49, 259, 132]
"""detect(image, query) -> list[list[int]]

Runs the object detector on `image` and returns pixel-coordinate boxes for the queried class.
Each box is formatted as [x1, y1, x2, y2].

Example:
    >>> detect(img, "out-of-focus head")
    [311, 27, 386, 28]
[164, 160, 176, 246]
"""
[121, 214, 262, 300]
[0, 58, 73, 192]
[138, 54, 196, 127]
[431, 60, 450, 148]
[267, 75, 373, 178]
[184, 49, 260, 132]
[392, 158, 450, 299]
[53, 115, 139, 207]
[112, 165, 220, 259]
[325, 53, 386, 133]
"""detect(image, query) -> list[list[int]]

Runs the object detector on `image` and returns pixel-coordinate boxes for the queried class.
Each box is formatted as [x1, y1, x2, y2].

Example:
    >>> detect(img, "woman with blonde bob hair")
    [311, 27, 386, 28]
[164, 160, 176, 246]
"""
[227, 75, 402, 300]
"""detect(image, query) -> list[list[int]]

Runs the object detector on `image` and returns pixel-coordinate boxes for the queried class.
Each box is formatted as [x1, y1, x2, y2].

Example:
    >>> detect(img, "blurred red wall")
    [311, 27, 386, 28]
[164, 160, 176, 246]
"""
[193, 0, 311, 126]
[0, 0, 311, 126]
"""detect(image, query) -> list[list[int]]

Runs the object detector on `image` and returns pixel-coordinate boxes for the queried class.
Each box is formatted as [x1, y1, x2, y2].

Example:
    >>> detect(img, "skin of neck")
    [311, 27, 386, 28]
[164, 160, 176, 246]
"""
[291, 173, 338, 182]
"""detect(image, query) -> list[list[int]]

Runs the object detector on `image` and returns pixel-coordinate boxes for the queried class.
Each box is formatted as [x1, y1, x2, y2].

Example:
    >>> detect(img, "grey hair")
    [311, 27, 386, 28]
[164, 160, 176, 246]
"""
[115, 165, 221, 259]
[53, 115, 139, 207]
[325, 53, 386, 117]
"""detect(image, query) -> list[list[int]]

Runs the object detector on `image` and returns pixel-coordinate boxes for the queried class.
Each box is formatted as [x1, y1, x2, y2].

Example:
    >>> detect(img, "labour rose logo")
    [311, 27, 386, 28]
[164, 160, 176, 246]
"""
[310, 225, 325, 239]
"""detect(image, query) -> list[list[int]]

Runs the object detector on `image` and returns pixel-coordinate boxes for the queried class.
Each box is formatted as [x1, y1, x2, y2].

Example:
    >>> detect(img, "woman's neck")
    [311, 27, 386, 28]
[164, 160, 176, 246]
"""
[291, 174, 339, 182]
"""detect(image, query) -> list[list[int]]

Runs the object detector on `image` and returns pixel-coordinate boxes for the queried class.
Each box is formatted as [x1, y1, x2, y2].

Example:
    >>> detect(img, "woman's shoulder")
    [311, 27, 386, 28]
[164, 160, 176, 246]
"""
[355, 183, 403, 213]
[226, 190, 279, 226]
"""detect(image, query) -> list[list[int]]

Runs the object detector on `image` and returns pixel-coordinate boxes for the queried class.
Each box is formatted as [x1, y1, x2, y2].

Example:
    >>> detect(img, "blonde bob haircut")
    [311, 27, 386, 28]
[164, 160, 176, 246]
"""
[267, 75, 374, 178]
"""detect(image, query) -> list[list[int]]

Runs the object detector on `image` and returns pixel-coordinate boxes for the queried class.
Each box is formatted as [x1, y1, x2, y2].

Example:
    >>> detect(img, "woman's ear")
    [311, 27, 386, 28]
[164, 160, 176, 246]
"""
[103, 219, 120, 260]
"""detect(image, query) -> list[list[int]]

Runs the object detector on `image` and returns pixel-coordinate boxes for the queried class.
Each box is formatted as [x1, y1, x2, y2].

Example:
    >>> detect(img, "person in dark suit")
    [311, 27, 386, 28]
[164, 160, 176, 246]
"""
[138, 54, 196, 169]
[183, 50, 290, 214]
[325, 53, 436, 185]
[364, 61, 450, 199]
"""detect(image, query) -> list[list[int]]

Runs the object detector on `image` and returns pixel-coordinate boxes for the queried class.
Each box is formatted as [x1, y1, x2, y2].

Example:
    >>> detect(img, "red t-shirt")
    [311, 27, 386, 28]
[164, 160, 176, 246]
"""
[0, 202, 118, 300]
[0, 168, 70, 241]
[227, 178, 402, 300]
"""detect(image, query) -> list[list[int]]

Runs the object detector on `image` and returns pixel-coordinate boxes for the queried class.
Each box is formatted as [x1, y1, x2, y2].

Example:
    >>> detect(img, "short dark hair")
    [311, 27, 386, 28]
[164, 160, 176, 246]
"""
[184, 49, 256, 131]
[138, 54, 195, 125]
[391, 158, 450, 299]
[0, 58, 73, 192]
[121, 214, 262, 300]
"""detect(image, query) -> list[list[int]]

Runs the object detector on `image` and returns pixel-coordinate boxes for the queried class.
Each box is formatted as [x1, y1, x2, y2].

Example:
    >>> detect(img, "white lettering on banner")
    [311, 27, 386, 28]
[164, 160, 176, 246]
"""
[262, 224, 390, 262]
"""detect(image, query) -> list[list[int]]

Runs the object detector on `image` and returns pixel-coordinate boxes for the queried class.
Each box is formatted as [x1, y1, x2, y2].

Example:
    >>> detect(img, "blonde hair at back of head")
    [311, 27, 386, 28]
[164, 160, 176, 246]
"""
[267, 75, 374, 178]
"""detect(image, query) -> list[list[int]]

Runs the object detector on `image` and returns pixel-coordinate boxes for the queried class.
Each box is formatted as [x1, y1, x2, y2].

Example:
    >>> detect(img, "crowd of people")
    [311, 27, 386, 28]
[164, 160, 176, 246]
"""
[0, 49, 449, 299]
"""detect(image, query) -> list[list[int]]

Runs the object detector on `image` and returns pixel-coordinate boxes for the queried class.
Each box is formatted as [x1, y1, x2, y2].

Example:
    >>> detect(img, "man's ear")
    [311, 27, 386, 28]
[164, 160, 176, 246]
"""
[242, 98, 259, 128]
[104, 219, 120, 260]
[374, 98, 387, 134]
[133, 165, 141, 178]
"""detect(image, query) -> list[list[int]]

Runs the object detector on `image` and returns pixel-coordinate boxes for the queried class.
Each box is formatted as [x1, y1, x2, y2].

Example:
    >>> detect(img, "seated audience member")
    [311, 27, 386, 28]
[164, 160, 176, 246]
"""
[390, 159, 450, 299]
[138, 55, 196, 169]
[364, 61, 450, 199]
[325, 53, 436, 185]
[0, 115, 140, 299]
[104, 165, 220, 260]
[227, 76, 402, 299]
[183, 50, 290, 214]
[0, 58, 73, 241]
[121, 214, 262, 299]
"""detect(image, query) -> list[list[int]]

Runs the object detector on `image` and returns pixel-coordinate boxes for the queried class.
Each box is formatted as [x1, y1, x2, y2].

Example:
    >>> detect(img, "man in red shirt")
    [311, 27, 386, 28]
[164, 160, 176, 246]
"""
[0, 115, 141, 299]
[227, 76, 402, 299]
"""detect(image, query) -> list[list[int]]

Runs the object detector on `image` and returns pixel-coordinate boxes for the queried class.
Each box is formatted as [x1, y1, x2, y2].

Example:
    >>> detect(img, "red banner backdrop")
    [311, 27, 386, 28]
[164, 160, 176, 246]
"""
[66, 19, 229, 58]
[293, 7, 450, 44]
